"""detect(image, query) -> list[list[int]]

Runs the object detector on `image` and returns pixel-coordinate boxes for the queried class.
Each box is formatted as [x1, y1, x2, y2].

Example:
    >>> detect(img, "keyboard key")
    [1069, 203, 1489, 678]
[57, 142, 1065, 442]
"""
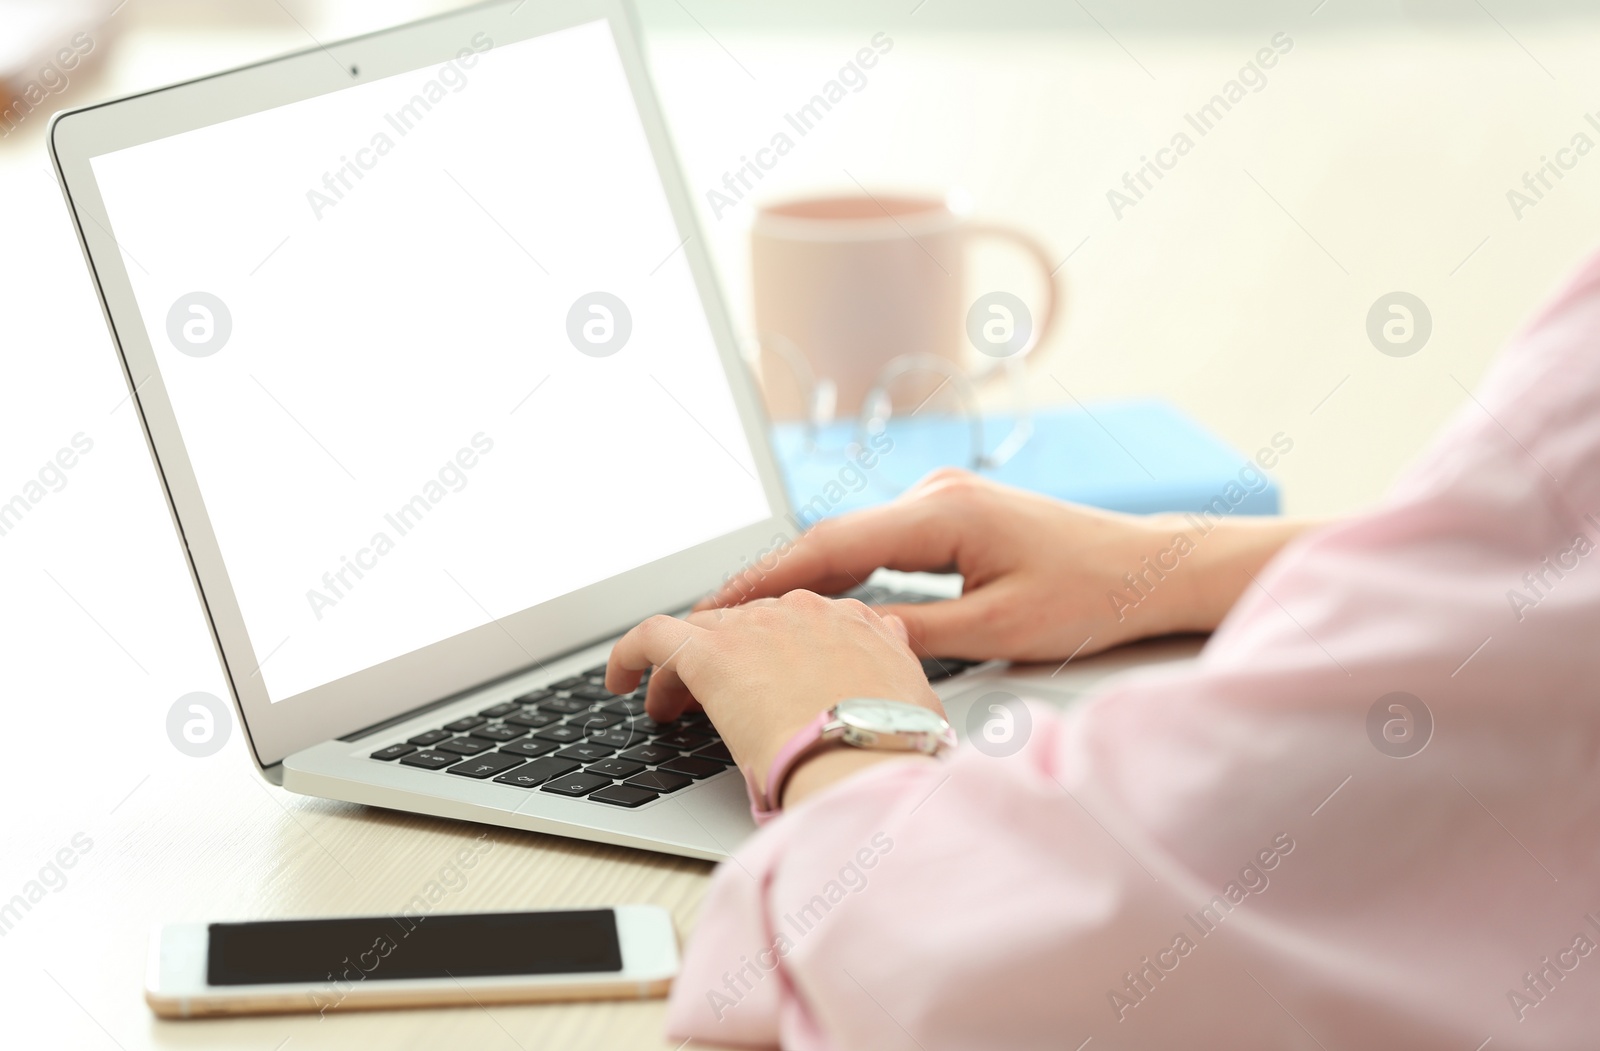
[500, 739, 559, 759]
[659, 756, 727, 780]
[691, 741, 734, 764]
[493, 757, 580, 788]
[629, 716, 676, 734]
[569, 684, 614, 701]
[654, 731, 712, 752]
[601, 697, 647, 716]
[447, 753, 525, 779]
[479, 702, 520, 718]
[468, 723, 525, 743]
[590, 726, 652, 749]
[921, 656, 977, 682]
[583, 662, 610, 676]
[532, 724, 586, 744]
[679, 711, 711, 727]
[624, 769, 693, 794]
[505, 709, 559, 729]
[437, 736, 494, 755]
[569, 711, 622, 733]
[541, 772, 612, 797]
[589, 784, 659, 808]
[443, 715, 487, 732]
[586, 758, 645, 780]
[538, 696, 589, 715]
[370, 743, 417, 761]
[552, 676, 586, 690]
[517, 688, 554, 703]
[400, 749, 456, 770]
[619, 744, 678, 765]
[556, 742, 616, 763]
[407, 729, 451, 746]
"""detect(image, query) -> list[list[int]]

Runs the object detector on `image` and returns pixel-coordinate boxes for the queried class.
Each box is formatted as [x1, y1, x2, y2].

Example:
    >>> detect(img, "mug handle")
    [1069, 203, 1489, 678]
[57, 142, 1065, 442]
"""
[960, 221, 1065, 377]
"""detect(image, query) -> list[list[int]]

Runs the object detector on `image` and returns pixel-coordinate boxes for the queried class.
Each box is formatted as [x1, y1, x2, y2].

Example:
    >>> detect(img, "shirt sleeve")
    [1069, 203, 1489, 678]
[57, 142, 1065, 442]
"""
[664, 248, 1600, 1051]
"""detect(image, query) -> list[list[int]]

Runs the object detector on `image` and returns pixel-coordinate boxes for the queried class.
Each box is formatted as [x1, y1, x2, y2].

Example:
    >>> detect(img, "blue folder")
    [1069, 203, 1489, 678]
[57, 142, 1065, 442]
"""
[770, 399, 1282, 527]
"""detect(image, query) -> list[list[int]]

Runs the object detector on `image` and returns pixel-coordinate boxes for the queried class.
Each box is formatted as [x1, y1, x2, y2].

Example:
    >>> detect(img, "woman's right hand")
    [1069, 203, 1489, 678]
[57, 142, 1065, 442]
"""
[698, 468, 1321, 664]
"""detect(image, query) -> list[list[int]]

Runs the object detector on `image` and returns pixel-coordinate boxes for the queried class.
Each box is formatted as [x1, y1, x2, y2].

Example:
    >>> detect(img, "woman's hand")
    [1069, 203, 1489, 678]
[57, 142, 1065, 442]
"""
[699, 468, 1321, 664]
[604, 591, 943, 800]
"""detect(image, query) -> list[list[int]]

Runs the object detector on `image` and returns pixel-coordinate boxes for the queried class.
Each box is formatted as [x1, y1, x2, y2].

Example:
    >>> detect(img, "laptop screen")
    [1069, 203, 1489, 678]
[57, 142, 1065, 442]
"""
[87, 19, 770, 703]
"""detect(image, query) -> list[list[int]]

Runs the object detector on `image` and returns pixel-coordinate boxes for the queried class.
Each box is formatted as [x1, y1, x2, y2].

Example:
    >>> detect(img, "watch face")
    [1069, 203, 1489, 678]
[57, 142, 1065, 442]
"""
[836, 698, 947, 735]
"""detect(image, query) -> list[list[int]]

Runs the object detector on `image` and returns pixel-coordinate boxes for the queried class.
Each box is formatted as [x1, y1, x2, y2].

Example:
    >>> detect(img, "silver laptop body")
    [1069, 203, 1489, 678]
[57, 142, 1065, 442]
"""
[50, 0, 994, 860]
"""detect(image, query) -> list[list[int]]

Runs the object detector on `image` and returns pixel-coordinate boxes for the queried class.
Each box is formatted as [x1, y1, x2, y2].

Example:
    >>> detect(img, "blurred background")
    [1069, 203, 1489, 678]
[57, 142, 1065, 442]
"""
[9, 0, 1600, 514]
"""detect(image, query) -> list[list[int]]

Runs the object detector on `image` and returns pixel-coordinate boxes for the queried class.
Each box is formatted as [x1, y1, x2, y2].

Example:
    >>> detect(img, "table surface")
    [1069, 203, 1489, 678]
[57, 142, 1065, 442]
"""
[5, 1, 1600, 1047]
[2, 633, 1195, 1050]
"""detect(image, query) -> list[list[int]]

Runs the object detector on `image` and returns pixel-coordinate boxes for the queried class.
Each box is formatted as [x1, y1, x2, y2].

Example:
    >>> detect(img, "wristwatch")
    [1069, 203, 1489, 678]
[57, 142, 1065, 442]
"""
[749, 699, 957, 824]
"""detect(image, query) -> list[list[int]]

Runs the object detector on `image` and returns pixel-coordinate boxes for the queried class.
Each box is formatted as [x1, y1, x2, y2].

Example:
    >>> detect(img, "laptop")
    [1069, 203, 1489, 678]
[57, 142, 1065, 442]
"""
[48, 0, 999, 861]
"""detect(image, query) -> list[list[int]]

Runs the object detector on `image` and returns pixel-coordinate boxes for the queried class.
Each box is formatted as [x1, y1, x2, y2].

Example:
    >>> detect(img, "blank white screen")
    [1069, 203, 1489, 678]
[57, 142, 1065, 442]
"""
[90, 20, 769, 702]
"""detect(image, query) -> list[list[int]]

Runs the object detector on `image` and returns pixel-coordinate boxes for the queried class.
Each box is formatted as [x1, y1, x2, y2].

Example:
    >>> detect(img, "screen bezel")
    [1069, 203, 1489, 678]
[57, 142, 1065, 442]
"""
[49, 0, 792, 767]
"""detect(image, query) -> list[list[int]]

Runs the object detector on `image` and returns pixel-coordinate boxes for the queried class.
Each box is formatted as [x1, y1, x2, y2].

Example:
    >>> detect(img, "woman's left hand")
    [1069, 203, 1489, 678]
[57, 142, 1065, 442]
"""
[604, 590, 944, 800]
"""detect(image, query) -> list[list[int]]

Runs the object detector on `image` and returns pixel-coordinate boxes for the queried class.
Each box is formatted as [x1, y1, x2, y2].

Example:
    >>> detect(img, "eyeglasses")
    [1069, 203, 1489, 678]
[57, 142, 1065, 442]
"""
[754, 333, 1036, 499]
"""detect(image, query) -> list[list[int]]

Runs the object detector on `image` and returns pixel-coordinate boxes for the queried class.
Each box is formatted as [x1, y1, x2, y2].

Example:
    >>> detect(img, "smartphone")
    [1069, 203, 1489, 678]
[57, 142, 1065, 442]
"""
[145, 905, 678, 1018]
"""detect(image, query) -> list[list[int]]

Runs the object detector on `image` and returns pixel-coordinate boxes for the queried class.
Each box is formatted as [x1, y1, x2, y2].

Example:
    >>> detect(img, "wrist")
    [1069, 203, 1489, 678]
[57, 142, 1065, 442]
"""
[1153, 513, 1324, 630]
[781, 746, 937, 809]
[750, 697, 952, 819]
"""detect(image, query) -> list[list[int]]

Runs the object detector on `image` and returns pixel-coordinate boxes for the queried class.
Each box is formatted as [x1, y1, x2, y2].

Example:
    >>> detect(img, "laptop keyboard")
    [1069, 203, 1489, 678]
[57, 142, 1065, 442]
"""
[367, 585, 978, 809]
[368, 662, 724, 809]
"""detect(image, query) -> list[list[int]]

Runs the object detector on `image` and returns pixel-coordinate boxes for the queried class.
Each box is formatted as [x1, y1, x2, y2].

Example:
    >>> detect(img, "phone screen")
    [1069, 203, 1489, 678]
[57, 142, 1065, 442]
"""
[207, 909, 621, 986]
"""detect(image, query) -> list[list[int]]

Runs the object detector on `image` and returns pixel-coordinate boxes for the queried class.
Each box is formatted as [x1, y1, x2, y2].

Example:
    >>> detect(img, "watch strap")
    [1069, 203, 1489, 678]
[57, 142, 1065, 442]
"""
[747, 709, 834, 826]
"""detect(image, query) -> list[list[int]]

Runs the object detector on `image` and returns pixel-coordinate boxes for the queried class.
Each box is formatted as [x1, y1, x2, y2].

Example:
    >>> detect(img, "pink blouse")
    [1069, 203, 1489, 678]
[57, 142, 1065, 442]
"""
[666, 249, 1600, 1050]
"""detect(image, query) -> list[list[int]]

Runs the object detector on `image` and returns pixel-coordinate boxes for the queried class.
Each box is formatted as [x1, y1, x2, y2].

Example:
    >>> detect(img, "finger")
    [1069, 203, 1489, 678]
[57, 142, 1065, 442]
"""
[693, 592, 780, 613]
[705, 500, 964, 608]
[605, 615, 699, 695]
[880, 587, 1010, 662]
[643, 661, 696, 722]
[686, 599, 776, 621]
[637, 609, 735, 719]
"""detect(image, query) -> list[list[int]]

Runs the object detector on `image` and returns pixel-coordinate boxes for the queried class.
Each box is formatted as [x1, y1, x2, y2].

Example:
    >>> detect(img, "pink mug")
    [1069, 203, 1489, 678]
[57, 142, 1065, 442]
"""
[751, 193, 1063, 422]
